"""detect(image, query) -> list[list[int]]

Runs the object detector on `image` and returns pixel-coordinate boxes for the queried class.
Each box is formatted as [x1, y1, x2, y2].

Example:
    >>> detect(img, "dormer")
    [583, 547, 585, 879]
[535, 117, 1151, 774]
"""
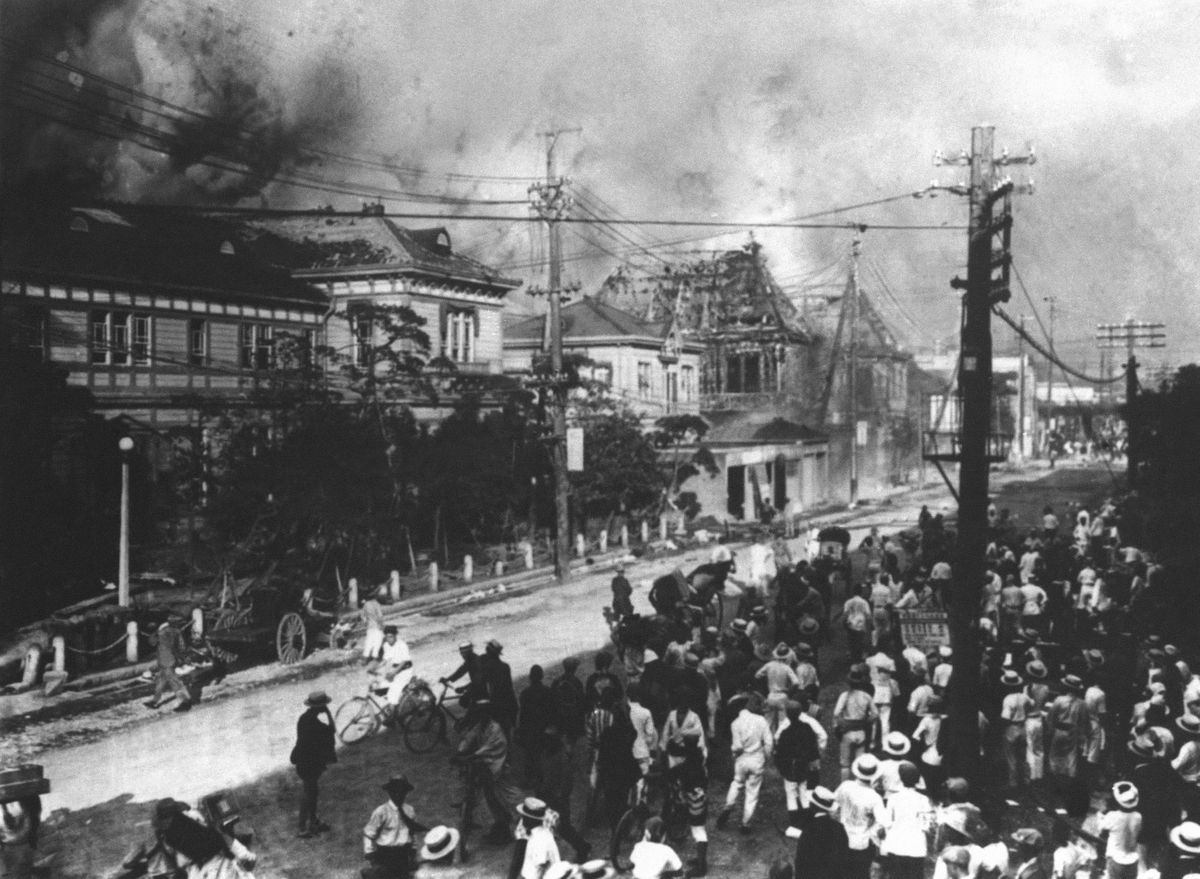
[219, 239, 236, 256]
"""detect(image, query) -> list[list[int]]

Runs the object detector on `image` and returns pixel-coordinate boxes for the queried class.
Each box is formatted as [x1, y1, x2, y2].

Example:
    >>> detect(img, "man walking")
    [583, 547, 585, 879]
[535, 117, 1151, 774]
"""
[145, 621, 192, 711]
[717, 694, 774, 834]
[290, 690, 337, 838]
[360, 590, 386, 661]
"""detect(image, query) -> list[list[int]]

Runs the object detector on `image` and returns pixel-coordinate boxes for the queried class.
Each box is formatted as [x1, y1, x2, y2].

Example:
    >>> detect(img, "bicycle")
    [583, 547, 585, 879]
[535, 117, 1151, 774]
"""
[400, 679, 470, 753]
[334, 676, 433, 744]
[610, 765, 686, 870]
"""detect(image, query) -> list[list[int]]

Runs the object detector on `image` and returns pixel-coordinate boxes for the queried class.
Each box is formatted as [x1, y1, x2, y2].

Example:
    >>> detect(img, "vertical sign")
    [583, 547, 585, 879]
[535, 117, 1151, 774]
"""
[566, 427, 584, 471]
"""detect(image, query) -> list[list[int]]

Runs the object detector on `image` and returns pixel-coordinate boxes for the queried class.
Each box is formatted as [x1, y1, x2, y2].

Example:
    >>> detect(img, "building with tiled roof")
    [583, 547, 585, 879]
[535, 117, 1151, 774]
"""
[503, 297, 704, 419]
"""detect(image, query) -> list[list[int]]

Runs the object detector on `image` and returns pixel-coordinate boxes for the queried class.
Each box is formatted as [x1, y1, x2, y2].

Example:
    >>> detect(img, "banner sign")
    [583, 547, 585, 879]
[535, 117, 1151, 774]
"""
[566, 427, 584, 472]
[898, 609, 950, 652]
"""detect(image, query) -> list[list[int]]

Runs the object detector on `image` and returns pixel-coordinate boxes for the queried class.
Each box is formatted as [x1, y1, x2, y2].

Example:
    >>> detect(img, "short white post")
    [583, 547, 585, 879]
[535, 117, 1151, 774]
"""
[463, 555, 474, 583]
[22, 644, 43, 687]
[429, 562, 439, 592]
[659, 519, 668, 541]
[126, 621, 140, 663]
[640, 521, 650, 544]
[524, 544, 534, 570]
[620, 524, 629, 549]
[190, 607, 204, 640]
[576, 533, 586, 558]
[389, 570, 401, 601]
[347, 577, 359, 609]
[52, 636, 66, 673]
[599, 530, 608, 553]
[496, 559, 506, 576]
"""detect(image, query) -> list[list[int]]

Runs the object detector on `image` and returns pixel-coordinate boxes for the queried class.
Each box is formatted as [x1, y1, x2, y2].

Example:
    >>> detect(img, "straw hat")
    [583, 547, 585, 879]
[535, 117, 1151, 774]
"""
[1113, 781, 1140, 809]
[577, 860, 617, 879]
[773, 642, 791, 660]
[852, 753, 880, 782]
[1171, 822, 1200, 856]
[517, 797, 549, 821]
[1178, 714, 1200, 738]
[1012, 828, 1044, 850]
[1025, 660, 1048, 680]
[1000, 670, 1024, 688]
[305, 690, 331, 707]
[810, 786, 837, 813]
[420, 825, 461, 861]
[545, 864, 578, 879]
[882, 731, 911, 757]
[1060, 674, 1085, 694]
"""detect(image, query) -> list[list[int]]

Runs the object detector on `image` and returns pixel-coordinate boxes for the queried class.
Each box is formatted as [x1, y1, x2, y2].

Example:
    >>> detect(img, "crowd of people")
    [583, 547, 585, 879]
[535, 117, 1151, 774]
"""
[113, 486, 1200, 879]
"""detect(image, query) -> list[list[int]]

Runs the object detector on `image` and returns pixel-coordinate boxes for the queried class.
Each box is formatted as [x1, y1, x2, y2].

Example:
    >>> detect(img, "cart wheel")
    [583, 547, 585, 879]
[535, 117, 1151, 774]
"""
[276, 612, 307, 664]
[403, 704, 446, 754]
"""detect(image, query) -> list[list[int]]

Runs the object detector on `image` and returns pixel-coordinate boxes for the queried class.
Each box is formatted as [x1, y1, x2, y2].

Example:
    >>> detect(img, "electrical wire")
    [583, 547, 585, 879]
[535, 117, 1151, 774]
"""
[992, 307, 1122, 384]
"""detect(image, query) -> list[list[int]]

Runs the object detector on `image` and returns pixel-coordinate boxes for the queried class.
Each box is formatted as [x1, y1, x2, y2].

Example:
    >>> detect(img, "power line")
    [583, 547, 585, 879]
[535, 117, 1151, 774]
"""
[992, 306, 1123, 383]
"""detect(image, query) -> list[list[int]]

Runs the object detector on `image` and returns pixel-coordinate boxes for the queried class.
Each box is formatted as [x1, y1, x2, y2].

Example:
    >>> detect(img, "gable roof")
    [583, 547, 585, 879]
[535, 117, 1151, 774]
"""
[505, 296, 696, 346]
[223, 214, 521, 291]
[2, 207, 326, 307]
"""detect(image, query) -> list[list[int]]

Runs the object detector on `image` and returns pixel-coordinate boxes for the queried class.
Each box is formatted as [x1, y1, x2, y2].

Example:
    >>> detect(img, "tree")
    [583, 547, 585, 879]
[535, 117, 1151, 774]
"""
[569, 406, 664, 527]
[652, 414, 718, 518]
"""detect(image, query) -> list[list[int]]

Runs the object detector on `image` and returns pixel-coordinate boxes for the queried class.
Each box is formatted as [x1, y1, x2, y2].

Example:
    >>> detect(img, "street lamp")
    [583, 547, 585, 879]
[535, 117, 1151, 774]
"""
[118, 436, 134, 607]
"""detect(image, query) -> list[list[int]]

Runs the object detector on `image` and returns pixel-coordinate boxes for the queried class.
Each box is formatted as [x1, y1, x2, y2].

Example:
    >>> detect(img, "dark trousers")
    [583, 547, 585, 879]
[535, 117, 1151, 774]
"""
[154, 665, 191, 704]
[297, 770, 322, 831]
[847, 844, 875, 879]
[886, 854, 924, 879]
[364, 844, 413, 879]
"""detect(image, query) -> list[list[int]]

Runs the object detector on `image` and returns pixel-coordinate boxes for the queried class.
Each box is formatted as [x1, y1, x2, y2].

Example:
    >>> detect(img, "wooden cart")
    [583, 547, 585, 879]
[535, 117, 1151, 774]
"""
[204, 584, 338, 665]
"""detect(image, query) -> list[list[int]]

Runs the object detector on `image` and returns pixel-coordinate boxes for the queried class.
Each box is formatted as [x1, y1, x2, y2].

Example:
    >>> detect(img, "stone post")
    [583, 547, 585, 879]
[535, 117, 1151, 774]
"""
[429, 562, 439, 592]
[126, 621, 140, 663]
[463, 555, 474, 583]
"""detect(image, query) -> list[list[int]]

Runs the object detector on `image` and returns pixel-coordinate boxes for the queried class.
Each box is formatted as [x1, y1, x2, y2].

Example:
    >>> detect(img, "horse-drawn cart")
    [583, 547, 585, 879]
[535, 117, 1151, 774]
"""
[203, 583, 342, 666]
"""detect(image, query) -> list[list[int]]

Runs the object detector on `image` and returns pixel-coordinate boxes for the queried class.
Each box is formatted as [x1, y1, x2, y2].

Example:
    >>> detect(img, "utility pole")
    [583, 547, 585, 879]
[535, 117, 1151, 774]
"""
[1043, 295, 1057, 413]
[1017, 314, 1027, 459]
[847, 234, 862, 504]
[932, 126, 1034, 779]
[1096, 318, 1166, 489]
[530, 128, 580, 582]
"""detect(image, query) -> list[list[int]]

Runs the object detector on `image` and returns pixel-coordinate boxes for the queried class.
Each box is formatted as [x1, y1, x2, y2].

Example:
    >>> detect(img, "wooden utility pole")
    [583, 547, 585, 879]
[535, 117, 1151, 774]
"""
[933, 126, 1033, 779]
[1097, 319, 1166, 489]
[1017, 314, 1027, 458]
[530, 129, 579, 582]
[847, 234, 862, 504]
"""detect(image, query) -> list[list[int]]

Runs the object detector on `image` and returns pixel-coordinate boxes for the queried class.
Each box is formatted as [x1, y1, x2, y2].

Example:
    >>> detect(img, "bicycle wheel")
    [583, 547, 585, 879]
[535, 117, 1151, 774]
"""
[403, 704, 446, 753]
[335, 697, 379, 744]
[610, 806, 648, 871]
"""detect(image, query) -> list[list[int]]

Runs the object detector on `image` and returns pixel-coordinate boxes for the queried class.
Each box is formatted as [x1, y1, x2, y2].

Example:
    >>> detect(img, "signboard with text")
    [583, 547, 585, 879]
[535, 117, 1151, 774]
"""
[566, 427, 584, 472]
[898, 609, 950, 652]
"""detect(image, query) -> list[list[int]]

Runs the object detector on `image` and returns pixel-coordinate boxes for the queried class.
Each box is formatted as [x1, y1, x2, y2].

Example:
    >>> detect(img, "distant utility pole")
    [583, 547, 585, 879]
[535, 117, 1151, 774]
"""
[847, 233, 862, 504]
[530, 128, 580, 582]
[1096, 318, 1166, 488]
[932, 126, 1034, 779]
[1043, 295, 1058, 408]
[1017, 314, 1027, 458]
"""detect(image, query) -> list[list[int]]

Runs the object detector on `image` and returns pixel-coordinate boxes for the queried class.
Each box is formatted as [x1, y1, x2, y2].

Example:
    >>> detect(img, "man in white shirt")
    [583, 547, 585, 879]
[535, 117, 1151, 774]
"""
[374, 626, 414, 707]
[629, 817, 683, 879]
[834, 754, 887, 879]
[880, 762, 933, 879]
[717, 697, 774, 833]
[627, 684, 659, 776]
[1018, 581, 1047, 634]
[747, 533, 776, 590]
[756, 644, 801, 732]
[363, 775, 426, 877]
[841, 585, 873, 663]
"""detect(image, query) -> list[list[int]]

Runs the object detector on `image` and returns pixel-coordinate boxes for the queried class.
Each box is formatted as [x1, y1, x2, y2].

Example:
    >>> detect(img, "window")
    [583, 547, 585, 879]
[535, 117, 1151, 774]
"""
[680, 365, 695, 401]
[441, 307, 477, 363]
[3, 304, 46, 360]
[90, 310, 150, 366]
[351, 313, 373, 368]
[637, 361, 652, 399]
[665, 369, 678, 404]
[239, 322, 274, 369]
[726, 352, 761, 393]
[189, 319, 208, 367]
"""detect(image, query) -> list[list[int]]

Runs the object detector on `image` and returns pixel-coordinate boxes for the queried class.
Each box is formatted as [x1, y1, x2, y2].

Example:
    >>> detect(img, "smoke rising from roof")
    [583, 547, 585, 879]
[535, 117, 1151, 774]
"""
[4, 1, 1200, 360]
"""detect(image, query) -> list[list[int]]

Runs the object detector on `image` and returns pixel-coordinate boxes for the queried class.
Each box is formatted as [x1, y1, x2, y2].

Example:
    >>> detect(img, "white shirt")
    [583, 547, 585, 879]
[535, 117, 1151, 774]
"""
[932, 662, 953, 690]
[1100, 810, 1141, 866]
[363, 801, 415, 853]
[730, 709, 774, 759]
[880, 787, 932, 857]
[1002, 692, 1034, 724]
[834, 779, 886, 850]
[630, 840, 682, 879]
[380, 637, 411, 667]
[709, 545, 733, 564]
[520, 825, 560, 879]
[629, 701, 658, 763]
[1019, 584, 1046, 616]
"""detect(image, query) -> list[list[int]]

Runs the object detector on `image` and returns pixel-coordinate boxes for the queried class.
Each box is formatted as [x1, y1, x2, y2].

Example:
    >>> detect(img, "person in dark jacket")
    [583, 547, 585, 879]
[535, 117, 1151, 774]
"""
[611, 565, 634, 619]
[596, 703, 641, 831]
[649, 568, 687, 619]
[1130, 733, 1182, 866]
[551, 657, 587, 754]
[480, 639, 518, 733]
[793, 786, 849, 879]
[291, 690, 337, 837]
[442, 641, 485, 705]
[585, 651, 624, 710]
[145, 622, 192, 711]
[776, 700, 821, 837]
[517, 665, 555, 785]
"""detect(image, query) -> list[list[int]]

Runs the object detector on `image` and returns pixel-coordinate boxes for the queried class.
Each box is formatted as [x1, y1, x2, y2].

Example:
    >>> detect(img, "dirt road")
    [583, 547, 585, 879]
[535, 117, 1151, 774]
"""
[35, 463, 1118, 877]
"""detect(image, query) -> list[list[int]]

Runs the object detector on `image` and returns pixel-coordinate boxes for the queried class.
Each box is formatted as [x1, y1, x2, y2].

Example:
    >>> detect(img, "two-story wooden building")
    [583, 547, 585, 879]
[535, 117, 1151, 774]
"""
[502, 297, 704, 420]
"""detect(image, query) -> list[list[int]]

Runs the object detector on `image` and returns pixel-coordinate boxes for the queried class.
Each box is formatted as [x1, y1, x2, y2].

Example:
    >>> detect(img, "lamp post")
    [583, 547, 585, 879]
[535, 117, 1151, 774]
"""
[118, 436, 134, 607]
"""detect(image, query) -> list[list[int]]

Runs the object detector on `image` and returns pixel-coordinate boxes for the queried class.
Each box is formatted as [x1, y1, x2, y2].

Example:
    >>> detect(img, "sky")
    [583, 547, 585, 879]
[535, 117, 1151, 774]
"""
[4, 0, 1199, 370]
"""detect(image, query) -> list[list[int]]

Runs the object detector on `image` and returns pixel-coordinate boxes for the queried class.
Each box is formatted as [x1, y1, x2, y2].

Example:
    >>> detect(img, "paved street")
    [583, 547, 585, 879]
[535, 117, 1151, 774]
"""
[36, 464, 1117, 878]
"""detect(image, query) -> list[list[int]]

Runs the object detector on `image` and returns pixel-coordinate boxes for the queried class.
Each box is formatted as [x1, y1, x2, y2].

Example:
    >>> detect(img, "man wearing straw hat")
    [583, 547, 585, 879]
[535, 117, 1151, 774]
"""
[1098, 781, 1141, 879]
[998, 669, 1033, 789]
[793, 786, 849, 879]
[834, 754, 886, 879]
[417, 825, 463, 874]
[1045, 674, 1090, 812]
